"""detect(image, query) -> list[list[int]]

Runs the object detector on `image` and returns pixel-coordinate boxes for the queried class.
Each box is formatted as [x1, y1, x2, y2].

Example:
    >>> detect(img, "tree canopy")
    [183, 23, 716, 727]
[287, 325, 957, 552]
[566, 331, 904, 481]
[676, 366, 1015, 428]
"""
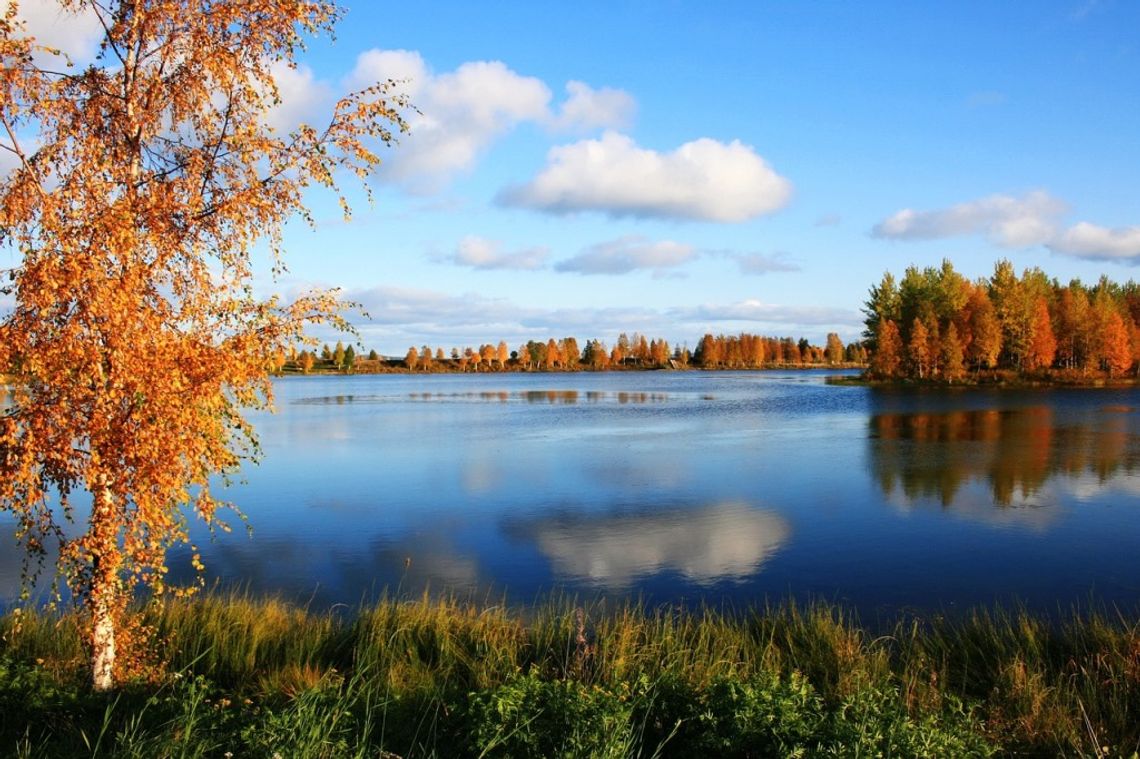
[0, 0, 407, 690]
[865, 260, 1140, 381]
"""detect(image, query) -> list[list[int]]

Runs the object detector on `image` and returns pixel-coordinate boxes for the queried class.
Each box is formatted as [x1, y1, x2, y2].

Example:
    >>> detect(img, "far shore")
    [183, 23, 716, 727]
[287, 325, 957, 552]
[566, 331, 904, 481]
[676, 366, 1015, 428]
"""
[274, 359, 867, 376]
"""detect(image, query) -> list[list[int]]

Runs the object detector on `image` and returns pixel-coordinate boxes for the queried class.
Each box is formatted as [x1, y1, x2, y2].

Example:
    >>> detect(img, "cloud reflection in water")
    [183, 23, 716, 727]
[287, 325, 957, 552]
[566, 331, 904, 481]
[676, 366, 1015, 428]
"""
[512, 501, 790, 589]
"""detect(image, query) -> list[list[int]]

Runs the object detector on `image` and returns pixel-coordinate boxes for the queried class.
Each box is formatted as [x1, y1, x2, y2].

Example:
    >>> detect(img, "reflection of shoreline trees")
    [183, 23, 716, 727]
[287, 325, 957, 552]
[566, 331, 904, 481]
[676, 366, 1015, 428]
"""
[398, 390, 669, 404]
[869, 406, 1137, 507]
[290, 390, 673, 406]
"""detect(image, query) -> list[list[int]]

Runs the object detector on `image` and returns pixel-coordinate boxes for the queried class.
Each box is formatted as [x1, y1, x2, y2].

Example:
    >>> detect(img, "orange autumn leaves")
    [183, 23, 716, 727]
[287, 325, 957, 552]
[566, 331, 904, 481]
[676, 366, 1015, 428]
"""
[0, 1, 406, 688]
[866, 260, 1138, 381]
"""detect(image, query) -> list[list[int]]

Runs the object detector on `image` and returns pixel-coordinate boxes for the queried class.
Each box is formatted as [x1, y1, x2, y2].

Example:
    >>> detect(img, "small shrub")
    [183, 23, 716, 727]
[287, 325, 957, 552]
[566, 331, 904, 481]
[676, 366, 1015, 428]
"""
[242, 675, 361, 759]
[636, 670, 822, 758]
[464, 672, 636, 758]
[820, 684, 998, 757]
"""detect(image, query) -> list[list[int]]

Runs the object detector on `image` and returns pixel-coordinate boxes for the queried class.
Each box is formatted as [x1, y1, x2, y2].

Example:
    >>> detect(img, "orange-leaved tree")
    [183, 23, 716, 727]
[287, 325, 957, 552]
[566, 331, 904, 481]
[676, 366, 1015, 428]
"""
[0, 0, 407, 690]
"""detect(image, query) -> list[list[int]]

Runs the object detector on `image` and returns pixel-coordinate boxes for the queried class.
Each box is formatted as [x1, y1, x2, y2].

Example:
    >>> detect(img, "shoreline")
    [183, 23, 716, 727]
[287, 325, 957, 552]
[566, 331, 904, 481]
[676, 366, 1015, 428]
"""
[275, 365, 1140, 391]
[828, 371, 1140, 389]
[273, 361, 868, 376]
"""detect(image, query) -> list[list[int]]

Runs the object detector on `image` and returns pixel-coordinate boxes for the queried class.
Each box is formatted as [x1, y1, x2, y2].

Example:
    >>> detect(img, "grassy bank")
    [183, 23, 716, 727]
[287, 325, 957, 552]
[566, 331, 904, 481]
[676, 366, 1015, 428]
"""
[2, 595, 1139, 757]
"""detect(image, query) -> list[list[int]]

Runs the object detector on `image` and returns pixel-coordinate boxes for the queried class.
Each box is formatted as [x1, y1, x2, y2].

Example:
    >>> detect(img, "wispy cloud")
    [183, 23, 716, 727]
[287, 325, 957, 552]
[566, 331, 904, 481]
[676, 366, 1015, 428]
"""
[965, 90, 1008, 109]
[448, 235, 549, 271]
[499, 131, 792, 222]
[1070, 0, 1105, 21]
[315, 284, 857, 352]
[555, 236, 696, 275]
[670, 299, 862, 329]
[349, 285, 521, 328]
[873, 191, 1140, 263]
[731, 252, 800, 275]
[872, 191, 1067, 248]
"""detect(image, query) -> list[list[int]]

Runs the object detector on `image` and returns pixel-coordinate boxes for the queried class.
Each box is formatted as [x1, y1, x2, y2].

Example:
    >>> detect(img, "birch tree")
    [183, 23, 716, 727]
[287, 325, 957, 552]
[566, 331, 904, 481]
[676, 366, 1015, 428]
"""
[0, 0, 407, 690]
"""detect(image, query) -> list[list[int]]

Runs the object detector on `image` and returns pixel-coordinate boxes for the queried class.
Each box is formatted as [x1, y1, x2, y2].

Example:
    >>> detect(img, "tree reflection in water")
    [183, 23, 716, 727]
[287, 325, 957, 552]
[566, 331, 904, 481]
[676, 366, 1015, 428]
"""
[869, 405, 1138, 508]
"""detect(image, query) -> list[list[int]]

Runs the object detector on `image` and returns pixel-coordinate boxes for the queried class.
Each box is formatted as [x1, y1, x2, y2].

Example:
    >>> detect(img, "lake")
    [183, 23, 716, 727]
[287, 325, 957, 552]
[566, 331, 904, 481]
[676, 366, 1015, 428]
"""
[4, 370, 1140, 619]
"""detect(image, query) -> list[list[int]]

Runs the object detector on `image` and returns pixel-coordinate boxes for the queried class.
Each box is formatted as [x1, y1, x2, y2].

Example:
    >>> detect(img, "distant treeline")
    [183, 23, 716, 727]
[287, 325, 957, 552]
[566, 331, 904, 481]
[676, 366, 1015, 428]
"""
[270, 332, 868, 375]
[262, 259, 1140, 382]
[864, 259, 1140, 381]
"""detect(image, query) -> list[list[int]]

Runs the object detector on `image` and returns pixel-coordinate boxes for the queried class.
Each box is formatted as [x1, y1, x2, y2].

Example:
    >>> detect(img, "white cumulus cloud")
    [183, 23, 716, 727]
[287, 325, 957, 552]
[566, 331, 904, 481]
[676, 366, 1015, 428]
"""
[450, 235, 549, 271]
[555, 236, 697, 275]
[499, 131, 793, 222]
[549, 81, 636, 132]
[348, 50, 550, 192]
[0, 146, 22, 177]
[1048, 222, 1140, 263]
[670, 299, 862, 328]
[872, 191, 1067, 248]
[264, 61, 332, 134]
[2, 0, 102, 63]
[153, 46, 639, 194]
[346, 51, 634, 193]
[347, 49, 430, 95]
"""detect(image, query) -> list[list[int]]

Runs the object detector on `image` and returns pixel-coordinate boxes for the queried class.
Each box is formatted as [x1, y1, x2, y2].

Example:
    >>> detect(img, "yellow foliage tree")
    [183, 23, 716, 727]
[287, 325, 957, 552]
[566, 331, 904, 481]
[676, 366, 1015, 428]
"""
[545, 338, 561, 369]
[480, 342, 496, 369]
[908, 318, 930, 379]
[870, 319, 902, 378]
[940, 322, 965, 381]
[1101, 311, 1133, 377]
[1025, 298, 1057, 371]
[0, 0, 407, 690]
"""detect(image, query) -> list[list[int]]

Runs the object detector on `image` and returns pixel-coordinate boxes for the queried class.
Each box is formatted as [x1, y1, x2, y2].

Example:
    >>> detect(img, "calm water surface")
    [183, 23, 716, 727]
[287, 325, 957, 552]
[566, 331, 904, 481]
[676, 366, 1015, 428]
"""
[5, 370, 1140, 617]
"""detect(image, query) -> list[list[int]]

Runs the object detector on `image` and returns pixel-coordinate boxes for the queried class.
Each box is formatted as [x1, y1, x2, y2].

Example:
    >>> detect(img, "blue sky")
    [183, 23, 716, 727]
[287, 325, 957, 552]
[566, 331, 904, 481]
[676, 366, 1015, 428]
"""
[11, 0, 1140, 354]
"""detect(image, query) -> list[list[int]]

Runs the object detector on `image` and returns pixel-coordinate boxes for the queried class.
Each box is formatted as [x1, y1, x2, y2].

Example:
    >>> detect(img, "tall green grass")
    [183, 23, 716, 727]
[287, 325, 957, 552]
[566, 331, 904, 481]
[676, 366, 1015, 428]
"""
[2, 593, 1139, 757]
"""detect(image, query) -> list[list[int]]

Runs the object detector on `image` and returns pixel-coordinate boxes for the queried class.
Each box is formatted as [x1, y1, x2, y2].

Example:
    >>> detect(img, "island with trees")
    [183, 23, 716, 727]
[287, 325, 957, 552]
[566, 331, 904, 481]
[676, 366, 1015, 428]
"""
[861, 259, 1140, 384]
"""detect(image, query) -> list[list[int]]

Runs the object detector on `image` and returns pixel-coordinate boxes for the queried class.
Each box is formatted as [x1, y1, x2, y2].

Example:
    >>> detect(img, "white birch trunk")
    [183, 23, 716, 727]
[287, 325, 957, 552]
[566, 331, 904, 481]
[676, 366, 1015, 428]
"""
[90, 483, 117, 692]
[89, 8, 143, 696]
[91, 580, 116, 692]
